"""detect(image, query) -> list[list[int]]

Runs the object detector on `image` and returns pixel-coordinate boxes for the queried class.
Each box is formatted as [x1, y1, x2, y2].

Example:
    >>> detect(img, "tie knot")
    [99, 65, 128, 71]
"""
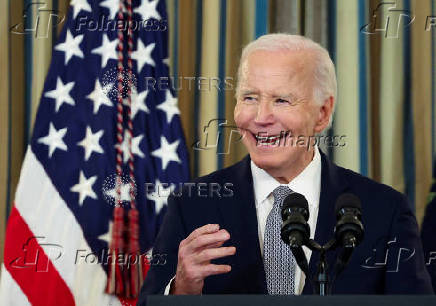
[272, 185, 292, 208]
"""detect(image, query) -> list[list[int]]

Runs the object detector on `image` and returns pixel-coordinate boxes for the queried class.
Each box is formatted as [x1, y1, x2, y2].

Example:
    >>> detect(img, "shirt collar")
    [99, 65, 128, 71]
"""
[251, 146, 322, 206]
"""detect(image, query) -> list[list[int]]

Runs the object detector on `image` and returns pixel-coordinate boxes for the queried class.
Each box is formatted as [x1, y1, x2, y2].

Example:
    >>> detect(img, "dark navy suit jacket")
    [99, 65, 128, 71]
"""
[138, 152, 433, 304]
[421, 197, 436, 291]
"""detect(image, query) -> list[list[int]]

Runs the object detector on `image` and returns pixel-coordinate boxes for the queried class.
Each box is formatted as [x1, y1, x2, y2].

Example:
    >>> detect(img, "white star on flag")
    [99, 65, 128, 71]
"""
[132, 40, 155, 72]
[98, 221, 113, 244]
[86, 79, 113, 114]
[146, 179, 174, 214]
[105, 180, 134, 202]
[124, 87, 149, 119]
[156, 90, 180, 124]
[37, 123, 68, 158]
[77, 126, 104, 161]
[55, 30, 84, 65]
[91, 34, 118, 68]
[70, 0, 92, 19]
[44, 77, 75, 112]
[70, 171, 98, 206]
[115, 131, 145, 163]
[99, 0, 119, 20]
[151, 136, 181, 170]
[134, 0, 161, 21]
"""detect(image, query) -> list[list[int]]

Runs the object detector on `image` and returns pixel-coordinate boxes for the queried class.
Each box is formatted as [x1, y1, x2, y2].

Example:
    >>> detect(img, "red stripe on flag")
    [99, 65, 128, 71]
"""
[4, 205, 76, 306]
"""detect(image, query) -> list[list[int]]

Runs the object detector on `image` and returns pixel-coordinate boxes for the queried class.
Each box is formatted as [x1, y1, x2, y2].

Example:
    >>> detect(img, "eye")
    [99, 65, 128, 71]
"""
[275, 98, 290, 104]
[242, 96, 257, 102]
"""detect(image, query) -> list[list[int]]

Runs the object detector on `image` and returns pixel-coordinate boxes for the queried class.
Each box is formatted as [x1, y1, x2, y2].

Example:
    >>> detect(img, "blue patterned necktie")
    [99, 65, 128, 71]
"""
[264, 185, 296, 295]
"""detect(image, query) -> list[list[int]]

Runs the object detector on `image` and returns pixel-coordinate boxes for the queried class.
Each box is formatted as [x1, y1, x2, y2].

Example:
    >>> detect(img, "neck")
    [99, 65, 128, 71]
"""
[269, 148, 315, 184]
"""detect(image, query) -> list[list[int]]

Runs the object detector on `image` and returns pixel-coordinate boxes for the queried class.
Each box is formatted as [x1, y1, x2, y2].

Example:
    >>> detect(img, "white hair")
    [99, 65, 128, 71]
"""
[236, 33, 337, 126]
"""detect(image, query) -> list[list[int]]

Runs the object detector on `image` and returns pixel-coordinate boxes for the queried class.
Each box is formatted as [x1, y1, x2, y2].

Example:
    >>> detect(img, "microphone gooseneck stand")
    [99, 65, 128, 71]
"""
[296, 225, 362, 295]
[305, 238, 338, 295]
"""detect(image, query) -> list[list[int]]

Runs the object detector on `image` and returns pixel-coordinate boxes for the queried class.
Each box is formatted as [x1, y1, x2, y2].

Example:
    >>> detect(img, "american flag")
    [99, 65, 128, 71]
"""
[0, 0, 189, 305]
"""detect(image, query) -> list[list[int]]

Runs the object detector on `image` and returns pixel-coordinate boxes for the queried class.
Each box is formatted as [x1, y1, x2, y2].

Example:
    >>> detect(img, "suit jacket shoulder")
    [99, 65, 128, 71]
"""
[315, 158, 433, 294]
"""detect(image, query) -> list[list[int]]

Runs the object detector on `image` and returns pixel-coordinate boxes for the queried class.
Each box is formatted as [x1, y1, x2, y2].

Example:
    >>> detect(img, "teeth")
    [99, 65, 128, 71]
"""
[256, 135, 279, 141]
[255, 134, 281, 146]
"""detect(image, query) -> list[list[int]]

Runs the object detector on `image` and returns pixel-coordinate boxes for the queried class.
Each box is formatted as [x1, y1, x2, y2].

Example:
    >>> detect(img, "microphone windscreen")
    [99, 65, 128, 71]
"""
[282, 192, 309, 211]
[335, 193, 361, 214]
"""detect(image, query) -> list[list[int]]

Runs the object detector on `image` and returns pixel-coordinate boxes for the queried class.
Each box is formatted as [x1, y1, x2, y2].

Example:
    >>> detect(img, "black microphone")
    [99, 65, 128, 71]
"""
[281, 192, 310, 275]
[332, 193, 364, 283]
[334, 193, 364, 249]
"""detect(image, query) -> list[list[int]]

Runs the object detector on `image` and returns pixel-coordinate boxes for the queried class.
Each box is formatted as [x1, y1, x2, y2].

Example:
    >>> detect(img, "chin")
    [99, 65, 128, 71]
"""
[249, 153, 284, 172]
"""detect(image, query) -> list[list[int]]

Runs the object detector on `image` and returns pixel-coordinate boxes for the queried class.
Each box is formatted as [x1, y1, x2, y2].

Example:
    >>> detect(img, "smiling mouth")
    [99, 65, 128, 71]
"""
[254, 132, 290, 146]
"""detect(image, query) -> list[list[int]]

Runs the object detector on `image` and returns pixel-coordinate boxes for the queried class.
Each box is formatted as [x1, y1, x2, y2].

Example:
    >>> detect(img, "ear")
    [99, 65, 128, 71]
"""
[313, 96, 334, 133]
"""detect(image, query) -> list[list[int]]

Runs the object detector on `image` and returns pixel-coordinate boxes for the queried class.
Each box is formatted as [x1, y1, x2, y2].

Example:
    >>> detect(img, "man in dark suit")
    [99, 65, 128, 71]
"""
[138, 34, 433, 304]
[421, 165, 436, 291]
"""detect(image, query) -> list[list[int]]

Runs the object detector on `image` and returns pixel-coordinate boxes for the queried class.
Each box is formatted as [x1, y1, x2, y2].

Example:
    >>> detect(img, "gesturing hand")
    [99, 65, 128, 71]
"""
[170, 224, 236, 294]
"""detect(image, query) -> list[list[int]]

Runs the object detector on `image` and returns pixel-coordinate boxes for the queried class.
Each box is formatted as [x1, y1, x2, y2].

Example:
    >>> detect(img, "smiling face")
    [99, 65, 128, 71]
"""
[234, 49, 334, 183]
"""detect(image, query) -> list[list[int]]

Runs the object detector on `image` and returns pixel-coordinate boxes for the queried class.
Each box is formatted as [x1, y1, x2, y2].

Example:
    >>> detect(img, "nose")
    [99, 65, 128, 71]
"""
[254, 101, 274, 125]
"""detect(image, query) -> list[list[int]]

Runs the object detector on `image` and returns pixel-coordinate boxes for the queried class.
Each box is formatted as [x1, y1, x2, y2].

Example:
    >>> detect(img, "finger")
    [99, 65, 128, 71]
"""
[189, 229, 230, 251]
[202, 239, 226, 250]
[200, 264, 232, 278]
[184, 224, 220, 245]
[194, 246, 236, 264]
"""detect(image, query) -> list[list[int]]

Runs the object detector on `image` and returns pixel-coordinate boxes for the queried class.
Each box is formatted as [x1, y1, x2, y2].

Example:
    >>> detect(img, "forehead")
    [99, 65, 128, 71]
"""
[239, 49, 315, 94]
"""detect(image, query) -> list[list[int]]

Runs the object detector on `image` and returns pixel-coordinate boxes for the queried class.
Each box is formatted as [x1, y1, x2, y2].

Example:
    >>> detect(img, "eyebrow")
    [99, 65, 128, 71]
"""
[239, 90, 259, 96]
[239, 90, 297, 100]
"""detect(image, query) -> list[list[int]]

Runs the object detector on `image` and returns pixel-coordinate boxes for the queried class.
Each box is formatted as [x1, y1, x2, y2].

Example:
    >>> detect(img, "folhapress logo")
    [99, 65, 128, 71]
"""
[9, 236, 63, 272]
[360, 1, 415, 38]
[10, 2, 65, 38]
[192, 119, 244, 155]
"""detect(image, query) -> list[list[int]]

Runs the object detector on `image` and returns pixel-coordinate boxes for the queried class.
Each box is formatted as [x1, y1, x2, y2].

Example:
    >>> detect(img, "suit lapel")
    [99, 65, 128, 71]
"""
[302, 151, 349, 294]
[216, 155, 268, 293]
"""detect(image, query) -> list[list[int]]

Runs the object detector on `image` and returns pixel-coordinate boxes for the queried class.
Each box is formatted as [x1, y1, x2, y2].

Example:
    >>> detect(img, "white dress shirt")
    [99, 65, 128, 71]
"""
[165, 147, 322, 295]
[251, 146, 321, 294]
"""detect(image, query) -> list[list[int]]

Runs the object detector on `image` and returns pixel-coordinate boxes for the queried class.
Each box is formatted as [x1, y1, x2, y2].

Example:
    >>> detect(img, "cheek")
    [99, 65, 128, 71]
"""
[276, 110, 314, 133]
[275, 111, 300, 127]
[234, 103, 253, 126]
[304, 109, 319, 132]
